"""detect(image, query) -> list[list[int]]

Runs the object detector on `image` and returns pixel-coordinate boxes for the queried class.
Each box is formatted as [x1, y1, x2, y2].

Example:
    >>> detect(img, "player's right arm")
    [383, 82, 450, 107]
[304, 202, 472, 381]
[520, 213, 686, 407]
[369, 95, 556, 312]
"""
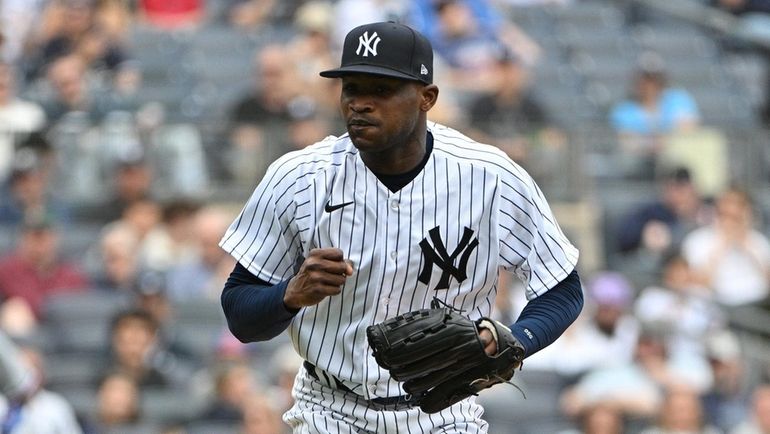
[283, 248, 354, 309]
[221, 248, 353, 342]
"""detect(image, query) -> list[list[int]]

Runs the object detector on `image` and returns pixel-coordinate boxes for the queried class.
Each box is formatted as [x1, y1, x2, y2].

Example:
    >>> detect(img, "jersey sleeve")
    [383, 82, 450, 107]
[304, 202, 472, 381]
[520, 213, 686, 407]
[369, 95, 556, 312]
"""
[497, 167, 579, 299]
[219, 159, 303, 284]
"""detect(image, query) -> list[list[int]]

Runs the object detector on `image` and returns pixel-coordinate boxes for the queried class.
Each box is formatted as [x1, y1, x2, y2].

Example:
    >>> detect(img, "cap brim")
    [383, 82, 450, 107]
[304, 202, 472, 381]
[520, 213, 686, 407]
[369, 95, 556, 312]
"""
[320, 65, 425, 83]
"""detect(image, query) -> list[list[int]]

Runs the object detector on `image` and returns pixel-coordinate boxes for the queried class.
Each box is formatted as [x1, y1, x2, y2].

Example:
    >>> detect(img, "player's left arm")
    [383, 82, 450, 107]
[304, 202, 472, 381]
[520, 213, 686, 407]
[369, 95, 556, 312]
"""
[497, 165, 583, 357]
[506, 269, 583, 357]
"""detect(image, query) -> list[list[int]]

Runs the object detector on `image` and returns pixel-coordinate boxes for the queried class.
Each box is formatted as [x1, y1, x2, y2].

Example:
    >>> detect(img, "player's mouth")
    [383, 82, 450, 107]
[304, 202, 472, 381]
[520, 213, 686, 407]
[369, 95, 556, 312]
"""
[348, 118, 377, 129]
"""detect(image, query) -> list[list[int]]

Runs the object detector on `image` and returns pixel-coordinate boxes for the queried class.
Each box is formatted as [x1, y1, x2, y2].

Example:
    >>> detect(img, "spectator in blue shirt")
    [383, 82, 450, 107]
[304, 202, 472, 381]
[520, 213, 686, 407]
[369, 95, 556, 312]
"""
[609, 52, 700, 177]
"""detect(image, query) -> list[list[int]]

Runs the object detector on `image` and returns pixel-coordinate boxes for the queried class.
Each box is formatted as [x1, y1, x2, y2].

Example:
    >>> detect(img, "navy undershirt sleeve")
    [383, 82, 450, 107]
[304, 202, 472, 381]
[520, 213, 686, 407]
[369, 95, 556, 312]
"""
[221, 262, 299, 343]
[509, 269, 583, 358]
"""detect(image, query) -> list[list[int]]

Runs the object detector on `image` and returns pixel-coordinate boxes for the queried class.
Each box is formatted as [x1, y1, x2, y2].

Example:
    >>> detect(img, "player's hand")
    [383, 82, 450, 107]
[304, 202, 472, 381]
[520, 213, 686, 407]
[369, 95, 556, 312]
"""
[284, 248, 354, 310]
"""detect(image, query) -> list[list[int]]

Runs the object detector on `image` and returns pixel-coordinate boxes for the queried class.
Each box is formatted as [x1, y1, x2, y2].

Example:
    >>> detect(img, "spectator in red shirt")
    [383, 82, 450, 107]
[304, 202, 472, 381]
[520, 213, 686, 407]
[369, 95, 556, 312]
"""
[0, 216, 88, 318]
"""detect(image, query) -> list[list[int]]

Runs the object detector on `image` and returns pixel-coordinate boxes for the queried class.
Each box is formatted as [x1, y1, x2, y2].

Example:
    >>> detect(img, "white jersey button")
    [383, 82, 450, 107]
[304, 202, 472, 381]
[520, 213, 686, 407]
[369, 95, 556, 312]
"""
[390, 200, 399, 210]
[381, 297, 390, 305]
[390, 251, 397, 259]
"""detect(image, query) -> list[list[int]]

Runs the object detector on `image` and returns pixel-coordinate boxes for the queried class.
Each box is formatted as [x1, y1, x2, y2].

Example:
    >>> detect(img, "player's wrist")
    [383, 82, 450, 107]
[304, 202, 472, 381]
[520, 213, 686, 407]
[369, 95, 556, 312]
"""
[282, 279, 302, 312]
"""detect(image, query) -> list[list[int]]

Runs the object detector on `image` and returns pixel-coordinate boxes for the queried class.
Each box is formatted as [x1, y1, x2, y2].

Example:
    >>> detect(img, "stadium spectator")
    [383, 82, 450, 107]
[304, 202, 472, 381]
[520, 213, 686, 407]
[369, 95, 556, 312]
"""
[409, 0, 541, 69]
[330, 0, 409, 53]
[77, 150, 155, 223]
[287, 1, 339, 115]
[137, 0, 204, 29]
[131, 269, 200, 364]
[714, 0, 770, 125]
[81, 371, 143, 434]
[197, 360, 257, 424]
[266, 344, 304, 415]
[226, 0, 299, 29]
[139, 199, 201, 272]
[639, 387, 721, 434]
[0, 216, 87, 319]
[634, 250, 724, 358]
[239, 392, 285, 434]
[23, 0, 130, 83]
[165, 206, 235, 301]
[682, 186, 770, 307]
[37, 55, 103, 124]
[0, 1, 44, 63]
[467, 47, 565, 178]
[581, 405, 625, 434]
[560, 327, 713, 423]
[703, 330, 752, 431]
[0, 331, 83, 434]
[227, 44, 302, 184]
[609, 52, 701, 178]
[101, 308, 192, 389]
[730, 383, 770, 434]
[0, 61, 46, 182]
[0, 147, 71, 227]
[526, 272, 639, 378]
[87, 222, 141, 292]
[616, 167, 708, 256]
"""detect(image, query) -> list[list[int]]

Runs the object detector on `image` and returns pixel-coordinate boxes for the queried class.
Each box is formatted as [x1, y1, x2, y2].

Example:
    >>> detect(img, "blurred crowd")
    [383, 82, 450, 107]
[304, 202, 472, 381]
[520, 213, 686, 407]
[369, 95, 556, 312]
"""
[0, 0, 770, 433]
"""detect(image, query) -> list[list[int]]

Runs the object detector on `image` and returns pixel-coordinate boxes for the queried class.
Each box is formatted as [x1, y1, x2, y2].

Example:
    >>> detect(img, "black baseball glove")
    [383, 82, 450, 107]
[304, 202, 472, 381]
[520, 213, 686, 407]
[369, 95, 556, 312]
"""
[366, 306, 525, 413]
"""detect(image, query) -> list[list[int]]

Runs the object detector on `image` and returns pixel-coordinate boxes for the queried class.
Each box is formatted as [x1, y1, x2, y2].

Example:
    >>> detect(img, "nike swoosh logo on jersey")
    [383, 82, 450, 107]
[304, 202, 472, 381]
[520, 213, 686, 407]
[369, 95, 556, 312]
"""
[325, 200, 353, 212]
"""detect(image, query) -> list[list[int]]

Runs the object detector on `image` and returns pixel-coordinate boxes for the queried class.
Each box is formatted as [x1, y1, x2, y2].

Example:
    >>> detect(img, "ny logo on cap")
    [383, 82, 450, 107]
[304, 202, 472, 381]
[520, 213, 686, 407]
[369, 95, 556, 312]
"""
[356, 31, 381, 57]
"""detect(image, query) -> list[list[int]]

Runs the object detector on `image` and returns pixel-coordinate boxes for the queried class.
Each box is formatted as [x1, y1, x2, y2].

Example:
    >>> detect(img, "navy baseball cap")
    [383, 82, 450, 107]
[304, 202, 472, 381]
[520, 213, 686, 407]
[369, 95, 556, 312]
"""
[320, 22, 433, 84]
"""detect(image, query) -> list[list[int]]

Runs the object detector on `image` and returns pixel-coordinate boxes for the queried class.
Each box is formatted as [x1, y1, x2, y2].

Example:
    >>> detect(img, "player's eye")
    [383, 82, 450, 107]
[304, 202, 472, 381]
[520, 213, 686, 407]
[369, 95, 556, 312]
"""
[375, 85, 393, 96]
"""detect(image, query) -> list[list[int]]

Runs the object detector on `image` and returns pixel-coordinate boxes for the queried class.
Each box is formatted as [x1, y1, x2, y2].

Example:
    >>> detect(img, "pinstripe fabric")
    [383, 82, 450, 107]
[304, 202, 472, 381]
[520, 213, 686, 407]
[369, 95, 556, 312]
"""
[220, 122, 579, 430]
[284, 366, 487, 434]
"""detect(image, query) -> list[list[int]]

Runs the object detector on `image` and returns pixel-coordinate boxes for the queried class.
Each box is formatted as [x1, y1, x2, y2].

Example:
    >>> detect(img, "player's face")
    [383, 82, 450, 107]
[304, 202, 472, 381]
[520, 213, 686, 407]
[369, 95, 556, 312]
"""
[340, 74, 436, 155]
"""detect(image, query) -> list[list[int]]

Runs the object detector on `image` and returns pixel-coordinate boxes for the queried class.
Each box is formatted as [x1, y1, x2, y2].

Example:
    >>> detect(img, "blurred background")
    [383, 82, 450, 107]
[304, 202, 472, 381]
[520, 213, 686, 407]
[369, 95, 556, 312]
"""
[0, 0, 769, 433]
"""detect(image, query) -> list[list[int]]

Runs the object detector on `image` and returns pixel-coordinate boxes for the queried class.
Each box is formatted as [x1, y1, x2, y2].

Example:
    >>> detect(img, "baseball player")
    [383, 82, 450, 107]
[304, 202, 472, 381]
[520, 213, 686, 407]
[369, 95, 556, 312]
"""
[220, 21, 584, 433]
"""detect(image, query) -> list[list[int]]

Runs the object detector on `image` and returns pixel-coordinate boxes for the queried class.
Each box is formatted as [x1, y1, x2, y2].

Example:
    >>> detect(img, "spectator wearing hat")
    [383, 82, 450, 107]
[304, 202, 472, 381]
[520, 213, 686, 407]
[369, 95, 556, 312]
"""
[616, 167, 708, 256]
[525, 272, 640, 378]
[0, 215, 87, 320]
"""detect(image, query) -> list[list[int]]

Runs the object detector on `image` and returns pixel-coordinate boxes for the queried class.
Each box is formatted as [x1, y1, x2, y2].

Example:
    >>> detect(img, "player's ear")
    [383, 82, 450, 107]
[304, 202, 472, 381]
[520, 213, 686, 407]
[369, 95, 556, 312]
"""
[419, 84, 439, 112]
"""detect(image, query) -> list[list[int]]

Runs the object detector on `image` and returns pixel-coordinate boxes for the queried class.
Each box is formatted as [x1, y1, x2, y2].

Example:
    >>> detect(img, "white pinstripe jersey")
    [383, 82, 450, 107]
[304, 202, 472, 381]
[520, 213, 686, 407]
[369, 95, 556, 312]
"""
[220, 122, 579, 399]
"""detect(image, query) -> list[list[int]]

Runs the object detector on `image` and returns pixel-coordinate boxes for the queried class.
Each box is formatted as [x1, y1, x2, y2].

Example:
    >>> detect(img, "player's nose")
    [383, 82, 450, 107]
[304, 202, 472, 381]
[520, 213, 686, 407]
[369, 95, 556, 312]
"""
[347, 96, 374, 113]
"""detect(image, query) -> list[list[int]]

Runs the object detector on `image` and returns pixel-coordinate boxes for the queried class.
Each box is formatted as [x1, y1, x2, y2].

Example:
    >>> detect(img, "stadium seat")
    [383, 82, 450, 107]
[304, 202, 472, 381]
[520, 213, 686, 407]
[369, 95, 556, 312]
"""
[45, 352, 102, 389]
[141, 387, 205, 424]
[42, 291, 131, 354]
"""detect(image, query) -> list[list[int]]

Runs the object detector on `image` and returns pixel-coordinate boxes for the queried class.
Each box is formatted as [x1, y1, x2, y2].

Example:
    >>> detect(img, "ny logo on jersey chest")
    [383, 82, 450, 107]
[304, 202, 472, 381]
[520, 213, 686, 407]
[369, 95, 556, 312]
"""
[418, 226, 479, 291]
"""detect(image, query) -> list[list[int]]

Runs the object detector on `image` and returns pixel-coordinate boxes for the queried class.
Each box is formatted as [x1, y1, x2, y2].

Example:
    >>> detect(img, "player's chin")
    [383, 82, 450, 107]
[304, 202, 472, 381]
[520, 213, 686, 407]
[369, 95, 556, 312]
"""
[348, 129, 380, 150]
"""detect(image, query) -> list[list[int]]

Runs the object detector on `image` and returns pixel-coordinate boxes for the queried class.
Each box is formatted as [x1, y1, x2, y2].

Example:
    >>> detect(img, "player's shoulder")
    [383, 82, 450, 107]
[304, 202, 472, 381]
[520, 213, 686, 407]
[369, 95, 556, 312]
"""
[428, 122, 530, 181]
[263, 134, 354, 184]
